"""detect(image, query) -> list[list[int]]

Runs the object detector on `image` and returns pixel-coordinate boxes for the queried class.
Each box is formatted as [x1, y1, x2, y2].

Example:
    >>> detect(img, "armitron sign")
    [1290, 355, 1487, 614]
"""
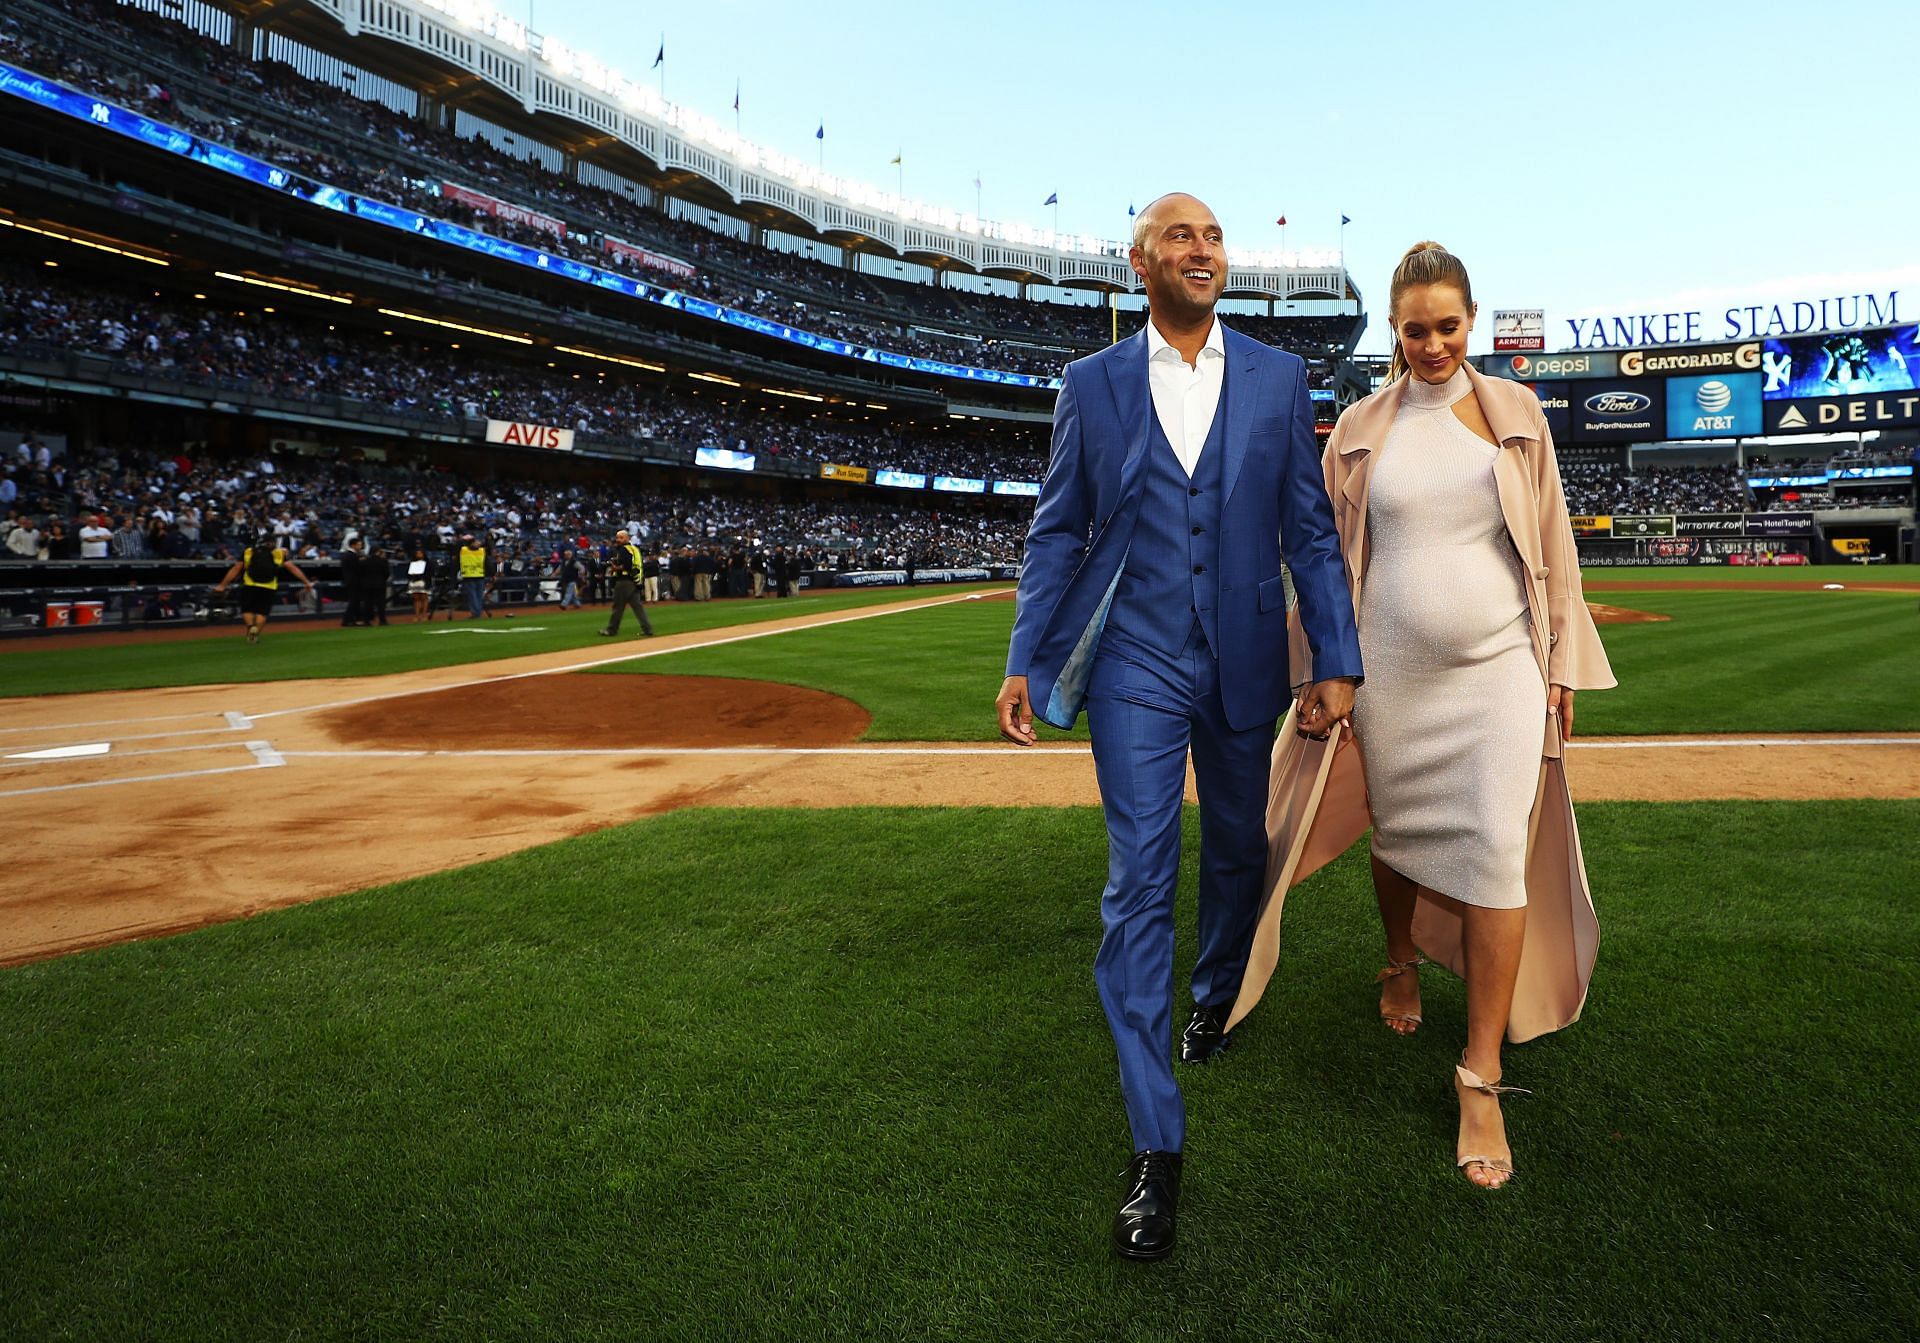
[1492, 309, 1545, 352]
[485, 419, 574, 451]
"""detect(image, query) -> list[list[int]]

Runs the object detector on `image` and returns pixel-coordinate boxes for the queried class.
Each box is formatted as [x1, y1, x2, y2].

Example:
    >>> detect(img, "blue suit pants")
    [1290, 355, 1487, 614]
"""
[1086, 628, 1274, 1153]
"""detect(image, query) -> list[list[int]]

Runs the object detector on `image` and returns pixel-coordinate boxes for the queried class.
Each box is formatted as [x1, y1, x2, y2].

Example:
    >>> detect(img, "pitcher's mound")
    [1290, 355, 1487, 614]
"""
[1587, 602, 1669, 624]
[319, 674, 872, 750]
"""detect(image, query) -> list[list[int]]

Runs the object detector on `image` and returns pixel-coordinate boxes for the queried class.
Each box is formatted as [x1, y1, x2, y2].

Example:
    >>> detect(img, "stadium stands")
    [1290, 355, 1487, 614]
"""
[0, 1, 1356, 383]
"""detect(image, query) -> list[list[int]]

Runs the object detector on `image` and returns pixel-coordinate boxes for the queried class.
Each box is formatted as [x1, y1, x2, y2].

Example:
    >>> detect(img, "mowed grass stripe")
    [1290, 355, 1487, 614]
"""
[0, 585, 1006, 698]
[0, 801, 1912, 1341]
[1580, 588, 1919, 734]
[606, 587, 1919, 738]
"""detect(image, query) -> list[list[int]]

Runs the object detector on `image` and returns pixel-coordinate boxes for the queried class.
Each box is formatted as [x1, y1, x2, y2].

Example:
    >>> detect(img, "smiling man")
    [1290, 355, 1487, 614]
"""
[995, 192, 1364, 1260]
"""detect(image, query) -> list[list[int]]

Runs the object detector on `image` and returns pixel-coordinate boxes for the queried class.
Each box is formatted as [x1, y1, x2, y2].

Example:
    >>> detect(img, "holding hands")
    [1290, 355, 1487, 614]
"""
[1294, 677, 1357, 741]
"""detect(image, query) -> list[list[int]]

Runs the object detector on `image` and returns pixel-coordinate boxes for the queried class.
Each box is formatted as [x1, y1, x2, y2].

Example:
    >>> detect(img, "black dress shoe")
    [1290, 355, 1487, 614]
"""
[1112, 1149, 1182, 1261]
[1180, 1001, 1234, 1064]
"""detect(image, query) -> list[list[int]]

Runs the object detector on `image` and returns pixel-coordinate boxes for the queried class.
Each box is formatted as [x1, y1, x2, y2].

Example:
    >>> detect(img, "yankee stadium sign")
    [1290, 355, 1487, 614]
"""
[1565, 291, 1900, 350]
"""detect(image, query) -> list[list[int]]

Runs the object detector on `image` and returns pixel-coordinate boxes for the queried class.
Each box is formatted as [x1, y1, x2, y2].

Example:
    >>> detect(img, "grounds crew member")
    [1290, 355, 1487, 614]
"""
[212, 535, 316, 645]
[456, 533, 490, 619]
[598, 528, 655, 637]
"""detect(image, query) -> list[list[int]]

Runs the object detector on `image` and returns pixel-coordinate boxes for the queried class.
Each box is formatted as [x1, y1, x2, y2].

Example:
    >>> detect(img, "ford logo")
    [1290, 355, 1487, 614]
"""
[1586, 391, 1652, 415]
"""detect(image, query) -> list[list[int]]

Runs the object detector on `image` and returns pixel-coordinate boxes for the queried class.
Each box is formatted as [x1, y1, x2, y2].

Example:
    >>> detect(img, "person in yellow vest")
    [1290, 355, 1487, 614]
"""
[212, 534, 315, 645]
[598, 528, 655, 637]
[456, 534, 491, 619]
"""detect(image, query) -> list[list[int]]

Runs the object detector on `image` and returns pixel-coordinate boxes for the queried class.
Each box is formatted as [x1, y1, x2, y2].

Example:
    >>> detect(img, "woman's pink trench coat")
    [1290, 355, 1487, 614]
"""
[1227, 363, 1618, 1044]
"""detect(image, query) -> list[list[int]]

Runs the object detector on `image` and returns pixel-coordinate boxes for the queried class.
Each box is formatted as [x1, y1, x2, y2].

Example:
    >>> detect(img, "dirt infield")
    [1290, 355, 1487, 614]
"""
[2, 587, 1916, 967]
[319, 674, 872, 751]
[1587, 603, 1668, 624]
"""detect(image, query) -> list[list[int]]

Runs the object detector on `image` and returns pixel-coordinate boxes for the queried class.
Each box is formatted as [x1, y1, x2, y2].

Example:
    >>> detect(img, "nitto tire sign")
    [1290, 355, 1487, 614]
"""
[1676, 514, 1747, 535]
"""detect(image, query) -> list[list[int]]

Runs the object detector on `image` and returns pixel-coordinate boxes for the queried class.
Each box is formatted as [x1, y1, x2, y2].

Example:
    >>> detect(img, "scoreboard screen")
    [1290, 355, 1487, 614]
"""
[1762, 324, 1920, 399]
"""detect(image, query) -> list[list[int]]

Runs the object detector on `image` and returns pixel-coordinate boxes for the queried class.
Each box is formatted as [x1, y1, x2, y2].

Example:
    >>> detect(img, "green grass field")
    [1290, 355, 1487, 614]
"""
[0, 584, 1002, 698]
[3, 567, 1912, 705]
[603, 582, 1919, 737]
[3, 802, 1913, 1341]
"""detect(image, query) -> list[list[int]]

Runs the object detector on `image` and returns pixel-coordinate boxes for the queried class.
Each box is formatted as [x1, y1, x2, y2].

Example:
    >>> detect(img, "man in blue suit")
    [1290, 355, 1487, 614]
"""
[995, 193, 1363, 1261]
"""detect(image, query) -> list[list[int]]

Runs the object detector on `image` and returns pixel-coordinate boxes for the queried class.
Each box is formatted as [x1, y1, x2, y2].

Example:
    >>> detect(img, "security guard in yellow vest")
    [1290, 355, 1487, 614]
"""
[212, 535, 316, 644]
[598, 528, 654, 637]
[456, 534, 490, 619]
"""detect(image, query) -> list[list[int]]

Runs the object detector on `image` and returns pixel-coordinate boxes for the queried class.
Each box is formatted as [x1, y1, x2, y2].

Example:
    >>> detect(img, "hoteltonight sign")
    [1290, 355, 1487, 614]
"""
[1564, 292, 1900, 349]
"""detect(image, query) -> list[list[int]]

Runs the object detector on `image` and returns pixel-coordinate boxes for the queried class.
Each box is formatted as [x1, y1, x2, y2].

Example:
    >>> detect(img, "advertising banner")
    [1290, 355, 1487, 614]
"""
[992, 479, 1042, 497]
[819, 463, 870, 483]
[440, 182, 567, 240]
[1611, 515, 1675, 537]
[1575, 537, 1811, 566]
[484, 419, 573, 451]
[875, 470, 928, 489]
[1620, 341, 1761, 378]
[1744, 512, 1814, 538]
[1570, 380, 1664, 443]
[1529, 383, 1571, 440]
[1493, 309, 1545, 352]
[1666, 372, 1764, 439]
[1766, 389, 1920, 434]
[1675, 514, 1748, 535]
[1568, 515, 1612, 538]
[1761, 323, 1920, 399]
[693, 446, 756, 472]
[1500, 351, 1619, 380]
[602, 234, 698, 280]
[826, 567, 1008, 587]
[932, 476, 986, 494]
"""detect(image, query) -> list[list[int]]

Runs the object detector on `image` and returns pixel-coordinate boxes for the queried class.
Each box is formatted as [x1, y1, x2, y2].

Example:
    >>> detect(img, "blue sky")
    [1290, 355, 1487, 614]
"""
[541, 0, 1916, 354]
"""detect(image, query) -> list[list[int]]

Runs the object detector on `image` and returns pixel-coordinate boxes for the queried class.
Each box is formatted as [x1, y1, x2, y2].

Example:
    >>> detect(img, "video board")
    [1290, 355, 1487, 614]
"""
[1762, 324, 1920, 399]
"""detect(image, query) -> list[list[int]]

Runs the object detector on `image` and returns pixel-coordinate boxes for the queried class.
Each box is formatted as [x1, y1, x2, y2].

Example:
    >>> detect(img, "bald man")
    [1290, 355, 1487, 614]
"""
[996, 193, 1362, 1260]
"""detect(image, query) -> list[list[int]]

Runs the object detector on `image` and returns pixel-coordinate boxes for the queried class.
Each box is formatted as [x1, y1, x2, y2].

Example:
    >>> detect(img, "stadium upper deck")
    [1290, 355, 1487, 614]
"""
[218, 0, 1360, 304]
[0, 0, 1364, 410]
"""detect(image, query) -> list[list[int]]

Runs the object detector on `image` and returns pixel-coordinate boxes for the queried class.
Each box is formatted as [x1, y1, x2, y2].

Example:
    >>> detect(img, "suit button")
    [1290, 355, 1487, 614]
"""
[1193, 564, 1205, 574]
[1189, 487, 1200, 496]
[1191, 526, 1203, 536]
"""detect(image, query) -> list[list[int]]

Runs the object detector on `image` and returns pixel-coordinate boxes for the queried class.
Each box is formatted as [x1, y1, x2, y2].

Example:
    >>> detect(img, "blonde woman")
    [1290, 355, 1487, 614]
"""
[1232, 242, 1615, 1188]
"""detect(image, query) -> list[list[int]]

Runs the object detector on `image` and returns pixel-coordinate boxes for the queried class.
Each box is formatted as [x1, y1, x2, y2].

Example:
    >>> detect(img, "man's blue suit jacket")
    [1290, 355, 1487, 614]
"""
[1006, 325, 1363, 732]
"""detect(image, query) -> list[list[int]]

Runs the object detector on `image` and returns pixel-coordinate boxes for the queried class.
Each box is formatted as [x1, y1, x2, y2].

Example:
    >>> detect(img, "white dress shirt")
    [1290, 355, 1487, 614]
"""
[1145, 318, 1227, 478]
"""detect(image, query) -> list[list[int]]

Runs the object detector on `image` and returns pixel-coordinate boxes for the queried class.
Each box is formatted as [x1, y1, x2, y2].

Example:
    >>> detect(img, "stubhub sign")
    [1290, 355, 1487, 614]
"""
[1666, 373, 1762, 439]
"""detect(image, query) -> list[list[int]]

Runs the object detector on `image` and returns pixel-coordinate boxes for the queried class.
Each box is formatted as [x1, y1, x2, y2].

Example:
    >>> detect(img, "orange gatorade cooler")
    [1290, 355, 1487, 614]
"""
[44, 602, 72, 627]
[73, 600, 105, 626]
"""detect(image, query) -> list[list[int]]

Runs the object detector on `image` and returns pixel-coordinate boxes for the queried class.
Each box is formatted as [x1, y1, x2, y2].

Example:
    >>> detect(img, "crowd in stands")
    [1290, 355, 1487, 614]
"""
[1, 1, 1355, 383]
[0, 265, 1051, 479]
[0, 438, 1030, 584]
[1558, 462, 1750, 515]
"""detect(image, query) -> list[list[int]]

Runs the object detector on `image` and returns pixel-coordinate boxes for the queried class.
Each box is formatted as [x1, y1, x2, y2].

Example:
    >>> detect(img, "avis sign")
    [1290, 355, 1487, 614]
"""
[485, 419, 574, 451]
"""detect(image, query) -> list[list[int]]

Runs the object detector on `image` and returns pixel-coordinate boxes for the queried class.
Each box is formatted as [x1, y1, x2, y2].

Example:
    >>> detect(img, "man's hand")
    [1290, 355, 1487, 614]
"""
[1294, 678, 1356, 741]
[996, 675, 1036, 746]
[1548, 684, 1575, 739]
